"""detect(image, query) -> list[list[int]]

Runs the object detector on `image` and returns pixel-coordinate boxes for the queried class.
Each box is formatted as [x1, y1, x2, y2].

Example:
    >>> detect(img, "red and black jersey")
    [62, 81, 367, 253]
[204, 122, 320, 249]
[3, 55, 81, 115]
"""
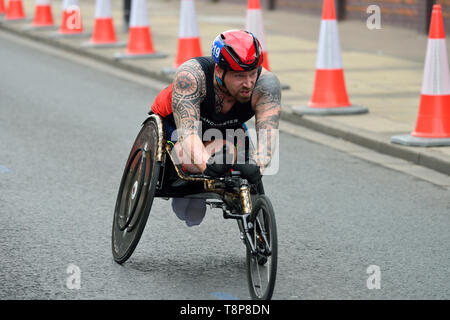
[151, 56, 260, 136]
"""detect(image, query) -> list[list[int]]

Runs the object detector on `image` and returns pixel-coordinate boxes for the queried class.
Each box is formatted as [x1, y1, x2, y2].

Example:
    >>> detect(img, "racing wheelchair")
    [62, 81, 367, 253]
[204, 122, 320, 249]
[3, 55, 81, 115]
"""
[111, 114, 278, 300]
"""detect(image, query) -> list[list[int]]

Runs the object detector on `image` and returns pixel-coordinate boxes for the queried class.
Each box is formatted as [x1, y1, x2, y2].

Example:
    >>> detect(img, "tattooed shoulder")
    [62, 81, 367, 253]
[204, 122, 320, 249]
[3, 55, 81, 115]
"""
[253, 71, 281, 103]
[172, 60, 207, 134]
[173, 59, 207, 101]
[253, 71, 281, 129]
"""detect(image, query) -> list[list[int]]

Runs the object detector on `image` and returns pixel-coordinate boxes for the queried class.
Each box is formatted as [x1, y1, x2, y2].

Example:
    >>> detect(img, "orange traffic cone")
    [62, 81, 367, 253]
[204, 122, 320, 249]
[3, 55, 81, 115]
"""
[115, 0, 166, 59]
[0, 0, 6, 15]
[293, 0, 367, 115]
[82, 0, 125, 48]
[174, 0, 202, 68]
[245, 0, 269, 70]
[53, 0, 89, 37]
[391, 5, 450, 146]
[29, 0, 54, 28]
[5, 0, 26, 20]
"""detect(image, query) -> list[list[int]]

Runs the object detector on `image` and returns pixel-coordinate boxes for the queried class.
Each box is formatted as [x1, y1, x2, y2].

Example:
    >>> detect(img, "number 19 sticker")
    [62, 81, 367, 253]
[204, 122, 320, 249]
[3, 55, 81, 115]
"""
[212, 40, 224, 60]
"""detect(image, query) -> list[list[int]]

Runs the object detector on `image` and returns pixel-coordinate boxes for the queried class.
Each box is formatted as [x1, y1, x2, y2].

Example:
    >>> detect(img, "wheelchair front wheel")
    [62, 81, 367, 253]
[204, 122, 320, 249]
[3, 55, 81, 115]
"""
[112, 118, 161, 264]
[246, 195, 278, 300]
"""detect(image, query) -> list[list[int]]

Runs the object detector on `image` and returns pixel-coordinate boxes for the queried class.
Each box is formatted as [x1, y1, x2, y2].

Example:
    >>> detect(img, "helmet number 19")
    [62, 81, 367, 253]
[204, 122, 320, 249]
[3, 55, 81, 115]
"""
[212, 40, 223, 60]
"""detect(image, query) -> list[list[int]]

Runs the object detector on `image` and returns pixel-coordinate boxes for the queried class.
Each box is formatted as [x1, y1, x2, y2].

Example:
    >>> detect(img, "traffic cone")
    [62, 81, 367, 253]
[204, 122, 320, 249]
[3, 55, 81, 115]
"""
[174, 0, 202, 68]
[0, 0, 6, 16]
[115, 0, 167, 59]
[5, 0, 26, 20]
[391, 5, 450, 146]
[292, 0, 367, 115]
[53, 0, 89, 37]
[82, 0, 125, 48]
[245, 0, 269, 70]
[28, 0, 54, 29]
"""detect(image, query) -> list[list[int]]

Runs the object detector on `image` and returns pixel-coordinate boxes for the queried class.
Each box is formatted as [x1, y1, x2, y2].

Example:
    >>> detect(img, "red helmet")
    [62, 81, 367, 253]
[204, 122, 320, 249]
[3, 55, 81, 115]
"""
[212, 30, 263, 72]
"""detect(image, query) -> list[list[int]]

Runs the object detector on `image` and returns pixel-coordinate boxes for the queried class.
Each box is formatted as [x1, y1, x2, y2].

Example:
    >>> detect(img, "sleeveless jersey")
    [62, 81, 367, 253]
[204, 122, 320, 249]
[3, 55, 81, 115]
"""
[151, 56, 259, 136]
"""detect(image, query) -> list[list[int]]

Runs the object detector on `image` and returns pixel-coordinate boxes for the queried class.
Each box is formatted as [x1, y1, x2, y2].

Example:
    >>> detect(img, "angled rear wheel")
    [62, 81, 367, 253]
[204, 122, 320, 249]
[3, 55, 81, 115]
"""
[112, 118, 161, 264]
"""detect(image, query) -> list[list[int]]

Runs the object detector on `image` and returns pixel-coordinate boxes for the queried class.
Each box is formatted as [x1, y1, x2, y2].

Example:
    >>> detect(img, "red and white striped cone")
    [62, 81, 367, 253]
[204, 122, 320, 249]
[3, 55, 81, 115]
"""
[5, 0, 26, 21]
[293, 0, 367, 115]
[245, 0, 269, 71]
[391, 5, 450, 146]
[174, 0, 202, 68]
[53, 0, 89, 37]
[0, 0, 6, 16]
[24, 0, 55, 30]
[82, 0, 125, 48]
[115, 0, 166, 59]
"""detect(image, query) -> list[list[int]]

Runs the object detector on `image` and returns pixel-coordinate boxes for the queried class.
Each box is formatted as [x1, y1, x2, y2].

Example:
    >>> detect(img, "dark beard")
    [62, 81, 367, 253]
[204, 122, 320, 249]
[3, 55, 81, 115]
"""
[236, 92, 252, 103]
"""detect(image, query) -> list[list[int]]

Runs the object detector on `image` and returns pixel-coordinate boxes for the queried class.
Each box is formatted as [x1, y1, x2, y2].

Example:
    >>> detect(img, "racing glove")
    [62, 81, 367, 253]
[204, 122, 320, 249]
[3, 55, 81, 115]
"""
[203, 144, 233, 177]
[232, 159, 262, 184]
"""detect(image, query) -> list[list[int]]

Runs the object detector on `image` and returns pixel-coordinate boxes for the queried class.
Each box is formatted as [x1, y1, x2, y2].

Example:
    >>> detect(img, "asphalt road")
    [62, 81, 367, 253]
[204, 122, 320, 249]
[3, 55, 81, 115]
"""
[0, 31, 449, 300]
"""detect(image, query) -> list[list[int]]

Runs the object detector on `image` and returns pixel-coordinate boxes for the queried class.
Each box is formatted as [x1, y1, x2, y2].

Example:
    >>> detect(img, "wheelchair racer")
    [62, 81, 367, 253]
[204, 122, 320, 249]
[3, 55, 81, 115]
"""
[150, 30, 281, 226]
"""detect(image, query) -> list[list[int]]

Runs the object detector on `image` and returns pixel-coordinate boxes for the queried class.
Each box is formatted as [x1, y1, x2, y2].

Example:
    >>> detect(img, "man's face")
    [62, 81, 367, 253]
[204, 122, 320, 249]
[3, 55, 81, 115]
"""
[218, 67, 259, 103]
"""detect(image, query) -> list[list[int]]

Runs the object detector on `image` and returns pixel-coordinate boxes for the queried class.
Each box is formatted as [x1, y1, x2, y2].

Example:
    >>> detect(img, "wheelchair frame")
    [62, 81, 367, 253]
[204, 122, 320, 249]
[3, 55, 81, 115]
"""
[112, 114, 277, 299]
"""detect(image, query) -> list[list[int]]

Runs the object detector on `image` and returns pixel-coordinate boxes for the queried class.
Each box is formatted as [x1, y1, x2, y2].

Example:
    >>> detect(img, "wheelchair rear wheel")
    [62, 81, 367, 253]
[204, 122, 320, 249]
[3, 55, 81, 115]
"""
[112, 118, 161, 264]
[246, 195, 278, 300]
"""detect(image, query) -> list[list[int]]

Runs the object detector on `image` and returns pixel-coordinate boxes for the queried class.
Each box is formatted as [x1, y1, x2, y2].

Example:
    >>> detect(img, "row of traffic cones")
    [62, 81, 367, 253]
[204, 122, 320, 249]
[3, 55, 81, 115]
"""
[0, 0, 202, 62]
[1, 0, 268, 67]
[1, 0, 448, 146]
[291, 0, 450, 146]
[1, 0, 163, 55]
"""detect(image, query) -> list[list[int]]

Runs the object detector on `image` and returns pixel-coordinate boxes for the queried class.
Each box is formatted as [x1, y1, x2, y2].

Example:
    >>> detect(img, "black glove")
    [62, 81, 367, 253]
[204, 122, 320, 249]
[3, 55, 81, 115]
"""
[203, 162, 231, 177]
[203, 144, 232, 177]
[232, 160, 262, 184]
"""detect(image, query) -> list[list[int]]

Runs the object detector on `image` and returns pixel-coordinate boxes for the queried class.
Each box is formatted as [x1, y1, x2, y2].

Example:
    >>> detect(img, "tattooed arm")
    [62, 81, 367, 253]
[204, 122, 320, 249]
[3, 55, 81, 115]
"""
[252, 71, 282, 171]
[172, 60, 209, 172]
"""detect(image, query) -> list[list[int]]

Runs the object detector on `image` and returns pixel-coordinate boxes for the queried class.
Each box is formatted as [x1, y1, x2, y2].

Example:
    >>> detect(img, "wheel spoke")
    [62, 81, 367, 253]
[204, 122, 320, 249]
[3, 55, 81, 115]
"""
[251, 210, 269, 298]
[254, 229, 264, 297]
[256, 211, 271, 254]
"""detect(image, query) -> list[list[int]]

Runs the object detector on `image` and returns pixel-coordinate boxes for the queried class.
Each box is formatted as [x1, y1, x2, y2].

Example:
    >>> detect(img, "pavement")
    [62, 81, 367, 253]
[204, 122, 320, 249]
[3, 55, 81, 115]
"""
[1, 0, 449, 175]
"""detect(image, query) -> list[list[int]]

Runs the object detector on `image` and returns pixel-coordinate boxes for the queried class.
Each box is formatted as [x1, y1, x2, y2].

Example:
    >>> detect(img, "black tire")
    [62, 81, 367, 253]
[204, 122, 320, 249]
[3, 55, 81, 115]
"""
[246, 195, 278, 300]
[112, 118, 161, 264]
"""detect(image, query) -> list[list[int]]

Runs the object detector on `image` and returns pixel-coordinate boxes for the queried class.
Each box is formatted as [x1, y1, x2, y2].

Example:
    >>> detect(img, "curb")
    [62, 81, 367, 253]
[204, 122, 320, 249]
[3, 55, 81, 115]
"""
[281, 110, 450, 176]
[1, 22, 449, 177]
